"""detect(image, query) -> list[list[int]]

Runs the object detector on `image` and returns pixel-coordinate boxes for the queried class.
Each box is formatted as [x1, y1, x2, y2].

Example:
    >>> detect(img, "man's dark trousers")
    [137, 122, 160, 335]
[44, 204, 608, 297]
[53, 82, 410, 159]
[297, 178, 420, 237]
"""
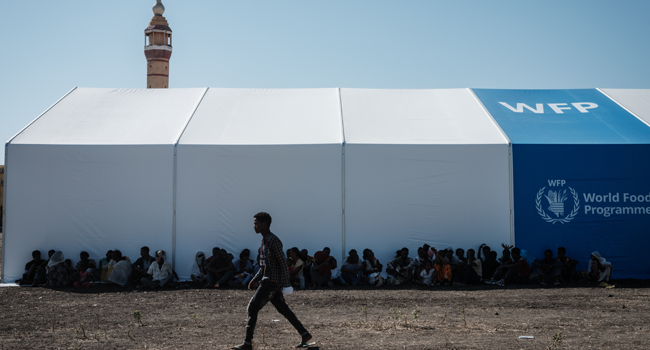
[245, 280, 308, 344]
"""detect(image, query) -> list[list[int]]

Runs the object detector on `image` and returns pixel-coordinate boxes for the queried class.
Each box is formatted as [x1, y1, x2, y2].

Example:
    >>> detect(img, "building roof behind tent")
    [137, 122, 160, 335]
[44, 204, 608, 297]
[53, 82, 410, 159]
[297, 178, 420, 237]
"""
[600, 89, 650, 127]
[178, 88, 343, 146]
[9, 88, 206, 146]
[472, 88, 650, 145]
[340, 88, 509, 145]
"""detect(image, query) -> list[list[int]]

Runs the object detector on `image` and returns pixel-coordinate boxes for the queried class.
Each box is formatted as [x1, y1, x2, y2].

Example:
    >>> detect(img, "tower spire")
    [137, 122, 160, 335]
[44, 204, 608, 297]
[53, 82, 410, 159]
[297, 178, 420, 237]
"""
[144, 0, 172, 89]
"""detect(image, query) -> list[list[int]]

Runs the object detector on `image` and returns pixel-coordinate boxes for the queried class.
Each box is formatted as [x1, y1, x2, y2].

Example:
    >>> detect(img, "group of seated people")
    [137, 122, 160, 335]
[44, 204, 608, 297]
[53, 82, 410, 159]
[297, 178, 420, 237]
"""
[18, 246, 178, 289]
[16, 242, 614, 290]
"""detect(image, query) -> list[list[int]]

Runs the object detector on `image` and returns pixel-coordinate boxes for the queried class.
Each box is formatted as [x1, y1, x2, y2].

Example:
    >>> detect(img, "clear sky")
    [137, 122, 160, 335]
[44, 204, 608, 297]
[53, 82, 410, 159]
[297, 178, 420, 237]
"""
[1, 0, 649, 164]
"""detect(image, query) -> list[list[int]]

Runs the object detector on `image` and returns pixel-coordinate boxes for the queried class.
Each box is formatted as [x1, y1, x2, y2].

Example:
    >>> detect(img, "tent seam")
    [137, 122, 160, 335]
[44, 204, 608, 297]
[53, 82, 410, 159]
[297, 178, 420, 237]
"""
[597, 88, 650, 128]
[171, 87, 210, 270]
[6, 87, 78, 145]
[338, 87, 346, 263]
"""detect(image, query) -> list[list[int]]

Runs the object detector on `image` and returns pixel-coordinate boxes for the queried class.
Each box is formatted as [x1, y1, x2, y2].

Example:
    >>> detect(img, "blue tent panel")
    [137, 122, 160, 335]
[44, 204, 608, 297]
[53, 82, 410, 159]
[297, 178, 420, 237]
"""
[512, 144, 650, 279]
[473, 89, 650, 144]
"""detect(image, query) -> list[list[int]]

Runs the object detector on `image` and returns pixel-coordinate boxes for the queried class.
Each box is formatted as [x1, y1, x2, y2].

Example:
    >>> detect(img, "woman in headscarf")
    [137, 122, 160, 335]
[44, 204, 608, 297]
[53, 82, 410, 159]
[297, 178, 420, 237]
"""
[588, 251, 613, 282]
[107, 250, 132, 286]
[190, 251, 206, 285]
[44, 251, 69, 288]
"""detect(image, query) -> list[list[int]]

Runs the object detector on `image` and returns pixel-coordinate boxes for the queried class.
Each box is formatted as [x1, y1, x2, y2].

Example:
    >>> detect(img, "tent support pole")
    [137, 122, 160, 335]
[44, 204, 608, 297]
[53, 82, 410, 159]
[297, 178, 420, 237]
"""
[338, 87, 346, 263]
[1, 145, 7, 282]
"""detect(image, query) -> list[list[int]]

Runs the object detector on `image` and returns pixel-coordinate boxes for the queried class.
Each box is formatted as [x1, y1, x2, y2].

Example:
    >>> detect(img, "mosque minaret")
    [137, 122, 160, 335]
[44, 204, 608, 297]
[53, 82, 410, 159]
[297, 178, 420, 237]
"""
[144, 0, 172, 88]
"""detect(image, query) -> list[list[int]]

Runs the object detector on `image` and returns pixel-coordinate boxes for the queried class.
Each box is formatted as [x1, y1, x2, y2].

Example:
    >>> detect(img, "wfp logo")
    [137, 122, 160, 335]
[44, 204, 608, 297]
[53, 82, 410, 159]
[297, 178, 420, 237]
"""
[535, 180, 580, 224]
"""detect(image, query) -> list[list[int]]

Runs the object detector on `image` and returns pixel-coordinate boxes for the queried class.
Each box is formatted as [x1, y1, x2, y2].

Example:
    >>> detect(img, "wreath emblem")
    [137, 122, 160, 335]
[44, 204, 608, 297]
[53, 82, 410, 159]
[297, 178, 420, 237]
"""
[536, 186, 580, 224]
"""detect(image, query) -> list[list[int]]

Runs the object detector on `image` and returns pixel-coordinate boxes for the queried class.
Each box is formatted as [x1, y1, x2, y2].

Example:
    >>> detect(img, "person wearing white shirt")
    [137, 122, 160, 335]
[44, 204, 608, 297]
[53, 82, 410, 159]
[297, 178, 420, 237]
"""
[141, 250, 177, 289]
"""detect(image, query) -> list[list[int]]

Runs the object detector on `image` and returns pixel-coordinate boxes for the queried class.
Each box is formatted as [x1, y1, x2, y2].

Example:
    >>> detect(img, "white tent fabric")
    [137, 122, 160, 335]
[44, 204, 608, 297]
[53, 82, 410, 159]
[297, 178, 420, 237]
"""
[341, 88, 512, 269]
[2, 88, 206, 282]
[174, 88, 344, 279]
[3, 87, 525, 282]
[600, 89, 650, 126]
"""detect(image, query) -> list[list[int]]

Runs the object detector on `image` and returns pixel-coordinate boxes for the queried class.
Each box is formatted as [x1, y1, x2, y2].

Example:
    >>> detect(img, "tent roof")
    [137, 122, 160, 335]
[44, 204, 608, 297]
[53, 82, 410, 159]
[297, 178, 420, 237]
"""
[473, 88, 650, 144]
[10, 88, 206, 145]
[179, 88, 343, 145]
[341, 88, 508, 145]
[601, 89, 650, 127]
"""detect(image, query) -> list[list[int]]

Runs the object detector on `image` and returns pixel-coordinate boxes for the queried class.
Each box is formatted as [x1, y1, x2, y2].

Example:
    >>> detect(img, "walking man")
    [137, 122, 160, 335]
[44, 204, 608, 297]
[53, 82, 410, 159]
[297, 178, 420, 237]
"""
[231, 212, 312, 350]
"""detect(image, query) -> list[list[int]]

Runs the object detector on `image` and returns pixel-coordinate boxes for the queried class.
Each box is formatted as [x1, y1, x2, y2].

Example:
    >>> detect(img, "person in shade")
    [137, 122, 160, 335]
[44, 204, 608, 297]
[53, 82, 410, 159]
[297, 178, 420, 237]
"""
[44, 251, 69, 288]
[19, 250, 45, 286]
[489, 247, 530, 286]
[131, 246, 156, 285]
[230, 212, 311, 350]
[588, 251, 613, 283]
[533, 249, 562, 286]
[190, 251, 207, 285]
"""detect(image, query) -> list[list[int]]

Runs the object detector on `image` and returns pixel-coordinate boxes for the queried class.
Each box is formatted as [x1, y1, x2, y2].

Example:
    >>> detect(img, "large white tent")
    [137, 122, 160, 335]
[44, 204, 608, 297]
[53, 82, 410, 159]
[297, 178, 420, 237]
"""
[1, 86, 575, 282]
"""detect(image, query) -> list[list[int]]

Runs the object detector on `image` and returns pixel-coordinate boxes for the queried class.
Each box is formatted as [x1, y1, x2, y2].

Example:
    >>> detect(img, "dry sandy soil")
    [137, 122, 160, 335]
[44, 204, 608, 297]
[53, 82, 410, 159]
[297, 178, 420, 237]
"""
[2, 235, 650, 350]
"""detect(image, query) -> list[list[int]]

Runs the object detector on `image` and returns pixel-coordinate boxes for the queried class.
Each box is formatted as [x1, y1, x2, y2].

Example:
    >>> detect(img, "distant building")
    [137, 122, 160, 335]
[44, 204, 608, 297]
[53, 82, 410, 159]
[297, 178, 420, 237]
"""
[145, 0, 172, 89]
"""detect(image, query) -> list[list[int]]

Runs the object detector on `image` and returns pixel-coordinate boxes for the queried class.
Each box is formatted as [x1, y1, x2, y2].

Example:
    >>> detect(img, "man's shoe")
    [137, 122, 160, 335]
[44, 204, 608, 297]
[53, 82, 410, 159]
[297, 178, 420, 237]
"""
[540, 280, 547, 286]
[495, 279, 505, 287]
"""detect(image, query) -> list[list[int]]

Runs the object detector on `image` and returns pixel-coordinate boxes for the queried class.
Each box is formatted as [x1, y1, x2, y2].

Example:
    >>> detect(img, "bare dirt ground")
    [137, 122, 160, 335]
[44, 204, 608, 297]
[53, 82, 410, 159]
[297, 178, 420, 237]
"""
[2, 235, 650, 350]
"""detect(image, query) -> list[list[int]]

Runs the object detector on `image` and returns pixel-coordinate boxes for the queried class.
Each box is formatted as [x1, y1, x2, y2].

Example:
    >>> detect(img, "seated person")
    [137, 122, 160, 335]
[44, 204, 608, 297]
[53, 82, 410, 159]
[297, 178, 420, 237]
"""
[310, 251, 331, 288]
[490, 247, 530, 286]
[432, 248, 452, 285]
[300, 249, 314, 286]
[341, 249, 364, 286]
[414, 248, 433, 275]
[19, 250, 45, 286]
[323, 247, 335, 262]
[455, 249, 482, 286]
[44, 251, 69, 288]
[387, 248, 415, 285]
[64, 259, 76, 285]
[99, 250, 113, 282]
[329, 258, 347, 287]
[588, 251, 613, 283]
[190, 251, 207, 285]
[142, 250, 177, 289]
[451, 248, 467, 282]
[416, 260, 436, 287]
[107, 250, 132, 287]
[422, 244, 432, 259]
[231, 249, 254, 288]
[288, 247, 304, 288]
[204, 247, 220, 267]
[35, 250, 56, 286]
[556, 247, 579, 283]
[362, 249, 383, 287]
[533, 249, 562, 286]
[74, 269, 93, 288]
[481, 251, 500, 281]
[206, 249, 234, 288]
[75, 251, 97, 274]
[477, 244, 491, 262]
[499, 244, 513, 264]
[131, 246, 156, 284]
